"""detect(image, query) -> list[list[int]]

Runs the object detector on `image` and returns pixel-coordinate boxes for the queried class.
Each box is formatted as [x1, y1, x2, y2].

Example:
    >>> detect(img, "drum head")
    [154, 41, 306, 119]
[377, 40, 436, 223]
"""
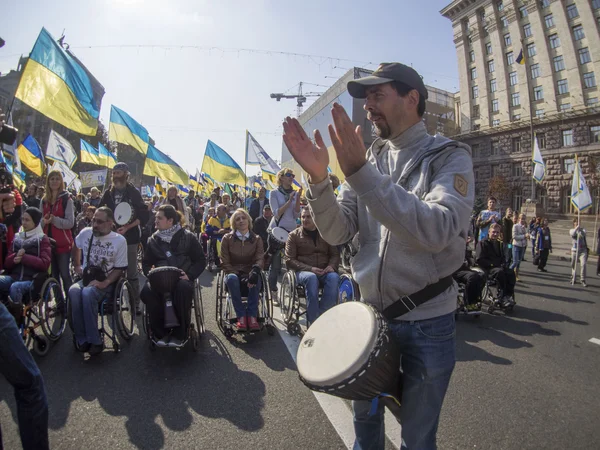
[271, 227, 289, 244]
[338, 275, 356, 303]
[114, 202, 133, 226]
[297, 302, 379, 386]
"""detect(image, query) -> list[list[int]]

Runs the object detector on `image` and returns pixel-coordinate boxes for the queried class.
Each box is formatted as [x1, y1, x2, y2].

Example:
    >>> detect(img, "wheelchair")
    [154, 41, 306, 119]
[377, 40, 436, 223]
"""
[137, 243, 144, 273]
[207, 237, 221, 273]
[455, 279, 482, 319]
[1, 274, 67, 356]
[474, 266, 516, 314]
[67, 277, 135, 353]
[141, 277, 205, 351]
[279, 270, 358, 336]
[215, 269, 275, 339]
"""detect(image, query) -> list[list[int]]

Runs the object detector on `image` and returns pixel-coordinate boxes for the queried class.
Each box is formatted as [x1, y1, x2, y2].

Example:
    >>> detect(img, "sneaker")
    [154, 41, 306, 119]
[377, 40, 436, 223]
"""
[236, 316, 248, 331]
[581, 280, 587, 287]
[505, 295, 515, 305]
[248, 316, 260, 331]
[78, 342, 91, 353]
[88, 343, 104, 355]
[168, 337, 183, 347]
[570, 278, 575, 285]
[271, 291, 280, 306]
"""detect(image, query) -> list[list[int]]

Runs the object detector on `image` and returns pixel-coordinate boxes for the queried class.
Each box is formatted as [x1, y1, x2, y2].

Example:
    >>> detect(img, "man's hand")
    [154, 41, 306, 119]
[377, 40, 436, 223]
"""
[218, 229, 227, 235]
[88, 280, 107, 289]
[17, 249, 25, 257]
[180, 271, 189, 281]
[282, 117, 329, 184]
[328, 103, 367, 178]
[324, 266, 335, 274]
[311, 267, 325, 276]
[74, 264, 83, 275]
[117, 226, 127, 235]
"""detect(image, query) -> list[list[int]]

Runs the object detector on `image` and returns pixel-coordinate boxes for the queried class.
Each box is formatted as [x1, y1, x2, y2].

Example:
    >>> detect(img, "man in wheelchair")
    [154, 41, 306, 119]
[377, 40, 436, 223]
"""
[284, 207, 340, 326]
[141, 205, 205, 346]
[475, 222, 516, 308]
[70, 207, 128, 355]
[206, 204, 231, 269]
[453, 236, 485, 313]
[0, 207, 51, 315]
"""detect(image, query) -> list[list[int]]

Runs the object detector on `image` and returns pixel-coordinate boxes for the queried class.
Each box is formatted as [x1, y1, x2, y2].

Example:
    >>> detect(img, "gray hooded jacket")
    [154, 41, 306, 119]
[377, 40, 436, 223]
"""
[307, 121, 474, 321]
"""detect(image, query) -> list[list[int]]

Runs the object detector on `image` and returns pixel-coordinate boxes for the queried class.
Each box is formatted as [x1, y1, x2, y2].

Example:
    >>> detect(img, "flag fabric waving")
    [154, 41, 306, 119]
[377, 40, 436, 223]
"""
[246, 131, 281, 177]
[201, 140, 246, 186]
[15, 28, 104, 136]
[570, 155, 593, 211]
[50, 160, 78, 188]
[80, 139, 102, 166]
[532, 134, 545, 183]
[17, 134, 45, 176]
[98, 142, 116, 169]
[143, 145, 188, 187]
[109, 105, 149, 154]
[46, 130, 77, 168]
[516, 49, 525, 65]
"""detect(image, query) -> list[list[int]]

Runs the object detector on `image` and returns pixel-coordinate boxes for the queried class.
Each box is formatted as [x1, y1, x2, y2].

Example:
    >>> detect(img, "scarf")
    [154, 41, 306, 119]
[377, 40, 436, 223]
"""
[17, 223, 46, 241]
[156, 223, 181, 244]
[278, 186, 294, 202]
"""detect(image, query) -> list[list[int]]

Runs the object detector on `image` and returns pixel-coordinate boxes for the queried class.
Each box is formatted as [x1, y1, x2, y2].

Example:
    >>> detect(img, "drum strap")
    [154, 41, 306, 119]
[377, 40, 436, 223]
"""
[382, 275, 454, 320]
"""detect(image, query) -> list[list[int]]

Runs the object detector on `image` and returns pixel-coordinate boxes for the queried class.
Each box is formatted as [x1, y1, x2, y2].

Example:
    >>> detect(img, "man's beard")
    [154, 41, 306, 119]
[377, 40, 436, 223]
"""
[373, 120, 391, 139]
[112, 176, 127, 187]
[93, 229, 109, 237]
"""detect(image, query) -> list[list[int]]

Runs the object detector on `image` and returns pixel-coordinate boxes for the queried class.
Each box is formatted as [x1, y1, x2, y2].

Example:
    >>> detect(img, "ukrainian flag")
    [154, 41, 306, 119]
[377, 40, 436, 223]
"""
[143, 145, 188, 187]
[98, 142, 116, 169]
[189, 174, 201, 191]
[109, 105, 149, 154]
[201, 140, 246, 186]
[80, 139, 102, 166]
[516, 49, 525, 65]
[15, 28, 104, 136]
[17, 134, 45, 176]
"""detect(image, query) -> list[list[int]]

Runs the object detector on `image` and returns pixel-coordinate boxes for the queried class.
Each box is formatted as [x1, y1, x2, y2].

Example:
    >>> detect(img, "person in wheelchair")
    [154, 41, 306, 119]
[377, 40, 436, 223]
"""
[70, 207, 128, 355]
[220, 208, 264, 331]
[140, 205, 205, 346]
[0, 207, 51, 312]
[206, 204, 231, 268]
[475, 223, 516, 308]
[453, 237, 485, 313]
[284, 207, 340, 326]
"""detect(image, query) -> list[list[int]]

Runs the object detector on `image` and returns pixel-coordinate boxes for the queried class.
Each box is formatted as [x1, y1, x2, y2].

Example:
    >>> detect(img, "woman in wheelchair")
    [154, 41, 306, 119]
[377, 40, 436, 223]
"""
[220, 208, 264, 331]
[0, 207, 51, 310]
[141, 205, 205, 346]
[206, 204, 231, 269]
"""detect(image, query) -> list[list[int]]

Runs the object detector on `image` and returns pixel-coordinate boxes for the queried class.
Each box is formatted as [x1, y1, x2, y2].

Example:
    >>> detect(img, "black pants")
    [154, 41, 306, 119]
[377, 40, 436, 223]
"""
[538, 248, 550, 270]
[489, 267, 516, 297]
[140, 279, 193, 340]
[454, 270, 485, 305]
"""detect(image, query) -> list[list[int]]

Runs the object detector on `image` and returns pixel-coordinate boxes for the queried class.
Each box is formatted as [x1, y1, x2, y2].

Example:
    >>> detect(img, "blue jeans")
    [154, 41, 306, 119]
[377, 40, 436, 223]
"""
[268, 251, 282, 292]
[52, 252, 72, 294]
[0, 275, 33, 304]
[352, 313, 456, 450]
[68, 281, 113, 346]
[0, 303, 49, 450]
[225, 273, 261, 318]
[296, 271, 340, 325]
[510, 246, 525, 270]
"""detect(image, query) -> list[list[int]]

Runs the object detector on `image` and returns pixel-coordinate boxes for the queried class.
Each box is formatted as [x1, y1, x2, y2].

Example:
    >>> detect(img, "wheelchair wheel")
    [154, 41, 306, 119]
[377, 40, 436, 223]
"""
[215, 271, 226, 334]
[280, 271, 296, 324]
[141, 302, 150, 339]
[32, 334, 50, 357]
[190, 327, 199, 352]
[193, 279, 205, 336]
[116, 279, 135, 341]
[39, 277, 66, 342]
[338, 274, 358, 304]
[137, 243, 144, 273]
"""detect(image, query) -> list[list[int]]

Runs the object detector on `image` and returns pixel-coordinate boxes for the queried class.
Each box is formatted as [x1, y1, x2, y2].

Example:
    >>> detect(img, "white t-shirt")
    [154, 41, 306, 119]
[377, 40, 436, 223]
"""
[75, 227, 128, 274]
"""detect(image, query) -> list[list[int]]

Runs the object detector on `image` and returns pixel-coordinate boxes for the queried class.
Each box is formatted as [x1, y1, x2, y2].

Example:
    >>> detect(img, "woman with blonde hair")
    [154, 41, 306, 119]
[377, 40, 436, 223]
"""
[220, 208, 264, 331]
[162, 185, 189, 225]
[42, 169, 75, 291]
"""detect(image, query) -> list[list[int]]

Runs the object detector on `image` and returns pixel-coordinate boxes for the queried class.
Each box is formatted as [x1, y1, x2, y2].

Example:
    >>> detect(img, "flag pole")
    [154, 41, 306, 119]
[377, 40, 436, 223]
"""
[521, 39, 536, 202]
[244, 130, 249, 190]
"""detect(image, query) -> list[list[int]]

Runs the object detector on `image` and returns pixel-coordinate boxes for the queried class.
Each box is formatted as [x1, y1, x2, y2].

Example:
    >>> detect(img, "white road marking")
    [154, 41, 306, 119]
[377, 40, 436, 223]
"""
[589, 338, 600, 346]
[272, 305, 402, 449]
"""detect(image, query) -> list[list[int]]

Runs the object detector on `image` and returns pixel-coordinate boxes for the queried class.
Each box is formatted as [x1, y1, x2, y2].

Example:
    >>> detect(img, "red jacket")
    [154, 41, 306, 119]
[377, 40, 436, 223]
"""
[0, 189, 23, 270]
[5, 234, 52, 281]
[43, 191, 74, 254]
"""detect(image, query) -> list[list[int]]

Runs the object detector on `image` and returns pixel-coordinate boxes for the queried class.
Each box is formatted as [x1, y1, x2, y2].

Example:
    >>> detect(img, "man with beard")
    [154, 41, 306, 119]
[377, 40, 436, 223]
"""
[283, 63, 474, 449]
[99, 163, 148, 313]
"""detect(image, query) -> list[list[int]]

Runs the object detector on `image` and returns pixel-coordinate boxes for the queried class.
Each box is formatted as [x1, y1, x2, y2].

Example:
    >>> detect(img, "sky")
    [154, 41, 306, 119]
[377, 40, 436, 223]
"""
[0, 0, 460, 177]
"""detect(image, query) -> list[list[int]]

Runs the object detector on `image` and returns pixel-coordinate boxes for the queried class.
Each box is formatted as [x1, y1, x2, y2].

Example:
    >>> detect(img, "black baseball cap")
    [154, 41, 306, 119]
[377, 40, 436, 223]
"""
[348, 63, 428, 100]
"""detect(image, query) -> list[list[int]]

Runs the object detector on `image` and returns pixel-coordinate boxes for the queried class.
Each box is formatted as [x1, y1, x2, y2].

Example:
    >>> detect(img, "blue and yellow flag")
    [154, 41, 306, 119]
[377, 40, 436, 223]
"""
[109, 105, 149, 154]
[80, 139, 102, 166]
[516, 49, 525, 65]
[98, 142, 116, 169]
[17, 134, 45, 176]
[189, 174, 201, 191]
[201, 140, 246, 186]
[15, 28, 104, 136]
[143, 145, 188, 187]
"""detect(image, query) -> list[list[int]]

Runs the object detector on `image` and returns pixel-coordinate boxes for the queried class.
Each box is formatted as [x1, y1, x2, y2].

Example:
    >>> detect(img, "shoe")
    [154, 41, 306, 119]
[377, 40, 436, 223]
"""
[157, 336, 170, 347]
[78, 342, 91, 353]
[505, 295, 515, 305]
[522, 258, 527, 262]
[168, 337, 183, 347]
[236, 316, 247, 331]
[271, 291, 280, 306]
[88, 343, 104, 355]
[581, 281, 587, 287]
[570, 278, 575, 285]
[248, 316, 260, 331]
[515, 277, 521, 282]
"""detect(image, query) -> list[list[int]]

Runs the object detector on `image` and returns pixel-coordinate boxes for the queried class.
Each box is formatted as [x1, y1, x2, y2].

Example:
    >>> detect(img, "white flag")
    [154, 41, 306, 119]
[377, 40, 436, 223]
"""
[532, 135, 545, 183]
[570, 156, 593, 211]
[46, 130, 77, 168]
[50, 160, 78, 189]
[245, 131, 280, 177]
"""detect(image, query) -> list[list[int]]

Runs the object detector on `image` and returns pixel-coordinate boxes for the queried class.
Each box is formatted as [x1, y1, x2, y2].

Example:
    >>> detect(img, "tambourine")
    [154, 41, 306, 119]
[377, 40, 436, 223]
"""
[115, 202, 134, 226]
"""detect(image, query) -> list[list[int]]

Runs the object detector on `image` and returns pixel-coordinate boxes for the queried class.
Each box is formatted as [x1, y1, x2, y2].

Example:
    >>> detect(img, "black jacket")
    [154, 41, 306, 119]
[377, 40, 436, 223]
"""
[475, 238, 505, 269]
[100, 183, 148, 245]
[253, 215, 270, 251]
[249, 197, 269, 221]
[142, 228, 205, 280]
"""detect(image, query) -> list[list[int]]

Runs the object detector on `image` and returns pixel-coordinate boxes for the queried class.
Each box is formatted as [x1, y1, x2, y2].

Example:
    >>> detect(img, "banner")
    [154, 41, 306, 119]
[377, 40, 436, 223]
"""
[46, 130, 77, 168]
[80, 169, 108, 188]
[50, 161, 78, 189]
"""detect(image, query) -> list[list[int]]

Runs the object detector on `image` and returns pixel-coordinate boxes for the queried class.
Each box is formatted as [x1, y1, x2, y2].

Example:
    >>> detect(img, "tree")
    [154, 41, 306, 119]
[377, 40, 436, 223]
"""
[487, 175, 512, 206]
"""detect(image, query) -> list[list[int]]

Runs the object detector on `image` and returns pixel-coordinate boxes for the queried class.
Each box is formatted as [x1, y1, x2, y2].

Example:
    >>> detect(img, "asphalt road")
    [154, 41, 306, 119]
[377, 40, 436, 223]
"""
[1, 256, 599, 449]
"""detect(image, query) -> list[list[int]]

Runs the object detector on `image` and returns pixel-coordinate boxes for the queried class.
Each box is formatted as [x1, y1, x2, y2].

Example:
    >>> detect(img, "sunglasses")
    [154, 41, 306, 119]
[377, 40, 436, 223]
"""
[92, 218, 108, 224]
[284, 173, 295, 178]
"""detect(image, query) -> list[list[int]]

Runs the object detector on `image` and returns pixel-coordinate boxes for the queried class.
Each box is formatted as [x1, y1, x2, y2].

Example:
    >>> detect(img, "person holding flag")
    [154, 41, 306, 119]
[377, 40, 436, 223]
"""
[569, 155, 593, 285]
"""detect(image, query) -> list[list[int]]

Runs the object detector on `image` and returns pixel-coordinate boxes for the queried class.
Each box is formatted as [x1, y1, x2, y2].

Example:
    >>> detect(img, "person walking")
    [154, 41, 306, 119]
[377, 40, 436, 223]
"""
[569, 219, 588, 287]
[535, 218, 552, 272]
[502, 207, 513, 266]
[510, 213, 528, 281]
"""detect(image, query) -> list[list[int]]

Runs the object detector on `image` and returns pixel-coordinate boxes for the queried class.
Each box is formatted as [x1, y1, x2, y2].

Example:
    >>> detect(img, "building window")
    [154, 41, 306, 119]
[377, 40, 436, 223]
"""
[544, 14, 554, 28]
[537, 186, 548, 211]
[541, 0, 550, 6]
[549, 34, 560, 49]
[472, 85, 479, 98]
[573, 25, 585, 41]
[471, 67, 477, 80]
[512, 188, 523, 212]
[566, 4, 579, 20]
[534, 85, 544, 100]
[493, 119, 500, 126]
[486, 42, 493, 55]
[513, 113, 521, 121]
[562, 129, 574, 147]
[507, 51, 514, 65]
[531, 63, 540, 79]
[509, 71, 518, 86]
[501, 16, 509, 28]
[524, 23, 532, 37]
[557, 79, 569, 95]
[579, 48, 591, 65]
[563, 157, 575, 173]
[504, 33, 512, 46]
[512, 162, 523, 177]
[513, 137, 522, 152]
[490, 78, 497, 92]
[519, 6, 528, 18]
[562, 186, 574, 214]
[492, 99, 499, 112]
[473, 104, 480, 118]
[590, 125, 600, 143]
[488, 59, 495, 73]
[554, 55, 565, 71]
[511, 92, 521, 106]
[536, 108, 545, 118]
[537, 133, 546, 148]
[470, 51, 476, 62]
[472, 143, 481, 158]
[560, 103, 572, 111]
[497, 1, 504, 11]
[583, 72, 597, 88]
[491, 141, 499, 155]
[593, 0, 600, 10]
[491, 164, 500, 177]
[527, 42, 537, 57]
[587, 97, 599, 106]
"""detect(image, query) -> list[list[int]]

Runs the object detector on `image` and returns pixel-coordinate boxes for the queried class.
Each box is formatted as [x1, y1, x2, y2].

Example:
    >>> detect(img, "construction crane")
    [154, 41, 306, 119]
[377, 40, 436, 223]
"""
[270, 82, 323, 117]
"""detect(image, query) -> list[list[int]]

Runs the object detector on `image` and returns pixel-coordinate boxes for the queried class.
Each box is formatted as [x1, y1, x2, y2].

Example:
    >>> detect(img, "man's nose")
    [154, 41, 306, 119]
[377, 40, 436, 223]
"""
[363, 98, 374, 112]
